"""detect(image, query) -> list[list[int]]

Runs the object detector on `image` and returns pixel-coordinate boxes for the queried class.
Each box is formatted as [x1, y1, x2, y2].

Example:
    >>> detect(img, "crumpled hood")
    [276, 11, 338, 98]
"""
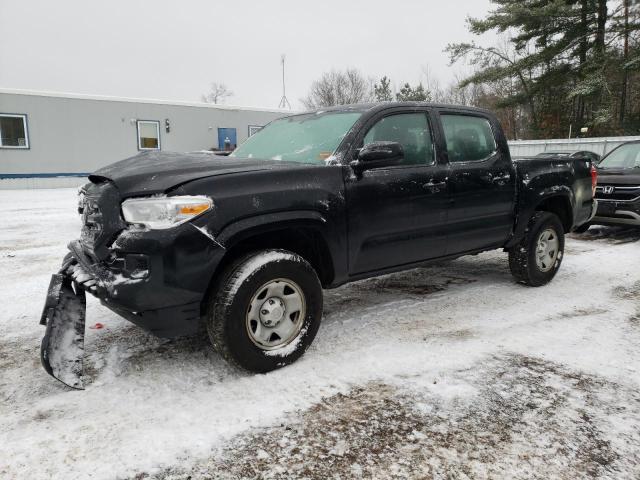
[90, 151, 292, 196]
[596, 167, 640, 185]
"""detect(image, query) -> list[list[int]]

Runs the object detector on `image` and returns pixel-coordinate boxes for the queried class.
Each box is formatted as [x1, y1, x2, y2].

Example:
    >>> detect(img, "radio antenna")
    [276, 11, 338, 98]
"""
[278, 54, 291, 109]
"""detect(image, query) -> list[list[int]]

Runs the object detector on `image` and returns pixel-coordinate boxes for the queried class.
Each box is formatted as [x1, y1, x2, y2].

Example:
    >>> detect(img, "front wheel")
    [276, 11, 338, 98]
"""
[508, 212, 565, 287]
[206, 250, 323, 373]
[573, 223, 591, 234]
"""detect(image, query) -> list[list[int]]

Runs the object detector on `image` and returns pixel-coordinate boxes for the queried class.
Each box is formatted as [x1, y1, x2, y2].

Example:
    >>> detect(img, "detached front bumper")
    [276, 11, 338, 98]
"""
[40, 270, 87, 389]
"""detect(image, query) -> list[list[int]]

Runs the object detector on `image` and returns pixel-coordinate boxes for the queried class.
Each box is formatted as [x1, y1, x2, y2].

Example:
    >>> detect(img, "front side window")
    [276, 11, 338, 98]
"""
[363, 113, 434, 166]
[599, 143, 640, 169]
[230, 111, 362, 165]
[0, 114, 29, 148]
[441, 114, 496, 162]
[137, 120, 160, 150]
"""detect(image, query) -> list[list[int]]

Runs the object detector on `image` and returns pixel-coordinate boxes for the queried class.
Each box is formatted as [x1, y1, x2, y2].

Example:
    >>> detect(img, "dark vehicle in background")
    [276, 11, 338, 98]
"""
[576, 141, 640, 231]
[39, 102, 598, 389]
[536, 150, 601, 163]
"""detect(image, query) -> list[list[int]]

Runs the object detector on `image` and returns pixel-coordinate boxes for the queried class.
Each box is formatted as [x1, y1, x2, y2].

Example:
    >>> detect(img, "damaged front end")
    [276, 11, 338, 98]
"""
[39, 243, 111, 389]
[39, 240, 143, 389]
[38, 177, 128, 390]
[38, 179, 225, 389]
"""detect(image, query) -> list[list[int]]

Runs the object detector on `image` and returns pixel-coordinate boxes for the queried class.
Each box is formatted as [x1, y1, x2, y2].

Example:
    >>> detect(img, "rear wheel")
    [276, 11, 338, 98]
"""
[508, 211, 565, 287]
[206, 249, 323, 373]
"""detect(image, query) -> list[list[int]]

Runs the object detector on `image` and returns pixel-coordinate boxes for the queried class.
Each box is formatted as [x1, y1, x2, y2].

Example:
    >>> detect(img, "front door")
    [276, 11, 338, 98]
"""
[218, 128, 237, 151]
[437, 111, 516, 254]
[345, 109, 450, 275]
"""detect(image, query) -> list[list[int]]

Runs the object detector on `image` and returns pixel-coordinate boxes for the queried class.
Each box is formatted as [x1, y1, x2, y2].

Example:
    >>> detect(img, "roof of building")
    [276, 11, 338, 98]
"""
[0, 88, 293, 114]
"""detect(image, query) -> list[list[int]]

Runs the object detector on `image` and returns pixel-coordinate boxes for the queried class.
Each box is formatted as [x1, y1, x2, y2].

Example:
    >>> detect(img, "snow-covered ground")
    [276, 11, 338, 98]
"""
[1, 188, 639, 479]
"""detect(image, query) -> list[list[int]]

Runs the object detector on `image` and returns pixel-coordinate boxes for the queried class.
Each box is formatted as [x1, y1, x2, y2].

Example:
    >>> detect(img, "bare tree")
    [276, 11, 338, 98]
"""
[420, 65, 446, 102]
[201, 82, 233, 104]
[440, 74, 486, 106]
[419, 66, 484, 106]
[302, 68, 372, 109]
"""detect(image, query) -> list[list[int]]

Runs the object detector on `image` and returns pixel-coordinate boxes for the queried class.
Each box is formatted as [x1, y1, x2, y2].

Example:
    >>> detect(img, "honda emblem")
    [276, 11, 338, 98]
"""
[602, 186, 615, 194]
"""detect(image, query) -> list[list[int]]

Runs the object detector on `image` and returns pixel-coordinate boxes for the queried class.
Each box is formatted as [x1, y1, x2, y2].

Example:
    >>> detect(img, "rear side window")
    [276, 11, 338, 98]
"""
[363, 113, 435, 166]
[441, 114, 496, 162]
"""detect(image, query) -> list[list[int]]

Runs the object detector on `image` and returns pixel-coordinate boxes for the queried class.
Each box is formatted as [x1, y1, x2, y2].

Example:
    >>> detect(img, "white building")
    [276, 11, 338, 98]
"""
[0, 89, 288, 188]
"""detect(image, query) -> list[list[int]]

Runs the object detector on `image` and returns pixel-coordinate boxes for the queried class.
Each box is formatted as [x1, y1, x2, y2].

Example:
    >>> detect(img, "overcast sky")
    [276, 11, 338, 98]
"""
[0, 0, 494, 110]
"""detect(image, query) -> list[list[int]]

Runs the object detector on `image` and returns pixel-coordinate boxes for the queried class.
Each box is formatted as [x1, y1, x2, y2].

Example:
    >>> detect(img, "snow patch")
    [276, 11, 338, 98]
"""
[228, 251, 298, 299]
[264, 327, 307, 357]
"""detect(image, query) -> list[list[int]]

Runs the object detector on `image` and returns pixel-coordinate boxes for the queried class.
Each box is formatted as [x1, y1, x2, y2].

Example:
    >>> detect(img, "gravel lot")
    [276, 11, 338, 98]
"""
[1, 188, 639, 479]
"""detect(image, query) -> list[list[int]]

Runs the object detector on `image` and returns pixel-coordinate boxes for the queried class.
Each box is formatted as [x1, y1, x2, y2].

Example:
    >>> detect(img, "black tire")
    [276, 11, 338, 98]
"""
[206, 249, 323, 373]
[573, 223, 591, 234]
[508, 211, 565, 287]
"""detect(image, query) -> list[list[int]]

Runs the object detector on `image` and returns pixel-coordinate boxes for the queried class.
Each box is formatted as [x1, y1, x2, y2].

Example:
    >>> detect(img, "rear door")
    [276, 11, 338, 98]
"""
[436, 110, 516, 254]
[345, 107, 450, 274]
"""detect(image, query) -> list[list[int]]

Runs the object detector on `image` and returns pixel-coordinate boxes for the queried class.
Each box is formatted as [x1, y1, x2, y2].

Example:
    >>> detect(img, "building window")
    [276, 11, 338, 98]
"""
[248, 125, 263, 137]
[0, 114, 29, 149]
[137, 120, 160, 150]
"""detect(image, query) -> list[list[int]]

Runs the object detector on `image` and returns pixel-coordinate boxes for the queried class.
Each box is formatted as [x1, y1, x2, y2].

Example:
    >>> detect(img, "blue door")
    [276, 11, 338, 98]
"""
[218, 128, 237, 151]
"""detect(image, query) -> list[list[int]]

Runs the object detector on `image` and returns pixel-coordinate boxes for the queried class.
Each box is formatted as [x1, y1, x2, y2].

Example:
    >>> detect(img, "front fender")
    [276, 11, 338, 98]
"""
[196, 209, 348, 288]
[216, 210, 329, 246]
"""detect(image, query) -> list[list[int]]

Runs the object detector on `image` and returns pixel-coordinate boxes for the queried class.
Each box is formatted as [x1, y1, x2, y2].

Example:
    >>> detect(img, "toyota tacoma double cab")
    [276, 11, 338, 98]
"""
[39, 102, 598, 388]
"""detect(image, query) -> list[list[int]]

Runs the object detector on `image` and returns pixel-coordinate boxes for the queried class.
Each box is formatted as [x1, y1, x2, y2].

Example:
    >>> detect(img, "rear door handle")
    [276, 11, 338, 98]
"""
[423, 180, 447, 192]
[491, 173, 511, 184]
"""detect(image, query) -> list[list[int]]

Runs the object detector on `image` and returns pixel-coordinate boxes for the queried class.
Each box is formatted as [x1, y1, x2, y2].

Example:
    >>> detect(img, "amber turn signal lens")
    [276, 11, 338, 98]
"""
[179, 204, 210, 215]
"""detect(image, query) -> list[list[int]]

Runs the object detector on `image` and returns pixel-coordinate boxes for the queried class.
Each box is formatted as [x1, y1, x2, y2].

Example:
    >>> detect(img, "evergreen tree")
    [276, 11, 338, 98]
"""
[447, 0, 640, 137]
[374, 76, 393, 101]
[396, 83, 430, 101]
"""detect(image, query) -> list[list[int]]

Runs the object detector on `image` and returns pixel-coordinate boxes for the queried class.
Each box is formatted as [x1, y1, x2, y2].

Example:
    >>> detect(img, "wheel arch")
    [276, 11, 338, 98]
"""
[533, 194, 573, 232]
[506, 192, 574, 248]
[210, 212, 336, 295]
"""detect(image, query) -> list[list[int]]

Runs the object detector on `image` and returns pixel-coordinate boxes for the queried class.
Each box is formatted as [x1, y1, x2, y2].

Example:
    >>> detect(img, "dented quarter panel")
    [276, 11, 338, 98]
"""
[507, 157, 594, 247]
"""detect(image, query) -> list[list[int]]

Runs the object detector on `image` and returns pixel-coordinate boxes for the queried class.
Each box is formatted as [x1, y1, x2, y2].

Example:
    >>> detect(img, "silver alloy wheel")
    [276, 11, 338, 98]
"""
[535, 228, 560, 272]
[246, 278, 306, 350]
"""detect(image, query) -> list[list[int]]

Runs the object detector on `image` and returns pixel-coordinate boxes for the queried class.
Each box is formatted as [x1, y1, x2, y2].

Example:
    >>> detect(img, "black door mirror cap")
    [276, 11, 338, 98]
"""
[353, 141, 404, 171]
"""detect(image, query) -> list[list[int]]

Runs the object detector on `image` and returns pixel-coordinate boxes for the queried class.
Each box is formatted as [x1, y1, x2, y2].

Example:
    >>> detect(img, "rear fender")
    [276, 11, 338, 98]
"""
[506, 191, 574, 249]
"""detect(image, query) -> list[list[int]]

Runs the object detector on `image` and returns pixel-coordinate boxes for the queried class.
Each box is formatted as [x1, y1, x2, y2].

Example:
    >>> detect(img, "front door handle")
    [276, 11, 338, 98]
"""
[491, 173, 511, 184]
[423, 180, 447, 193]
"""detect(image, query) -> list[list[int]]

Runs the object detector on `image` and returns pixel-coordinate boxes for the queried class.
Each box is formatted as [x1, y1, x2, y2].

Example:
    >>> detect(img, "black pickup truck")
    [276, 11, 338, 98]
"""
[39, 102, 598, 388]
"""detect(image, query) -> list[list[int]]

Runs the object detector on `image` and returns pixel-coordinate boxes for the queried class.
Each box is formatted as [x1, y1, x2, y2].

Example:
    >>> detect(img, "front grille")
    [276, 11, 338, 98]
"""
[80, 199, 103, 244]
[78, 181, 126, 260]
[595, 185, 640, 202]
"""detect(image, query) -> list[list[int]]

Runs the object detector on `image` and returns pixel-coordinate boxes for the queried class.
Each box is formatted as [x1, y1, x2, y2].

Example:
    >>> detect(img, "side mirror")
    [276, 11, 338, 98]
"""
[351, 141, 404, 172]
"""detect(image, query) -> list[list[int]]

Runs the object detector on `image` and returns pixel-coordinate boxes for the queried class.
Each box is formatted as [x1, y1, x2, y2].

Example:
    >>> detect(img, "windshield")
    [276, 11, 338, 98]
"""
[599, 143, 640, 169]
[230, 111, 362, 165]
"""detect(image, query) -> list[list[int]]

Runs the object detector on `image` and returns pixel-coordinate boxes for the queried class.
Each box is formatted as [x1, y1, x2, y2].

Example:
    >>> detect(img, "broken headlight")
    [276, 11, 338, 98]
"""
[121, 196, 212, 230]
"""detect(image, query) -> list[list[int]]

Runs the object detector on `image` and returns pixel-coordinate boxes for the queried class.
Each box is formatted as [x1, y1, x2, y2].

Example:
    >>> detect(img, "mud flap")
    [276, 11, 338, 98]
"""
[40, 274, 87, 389]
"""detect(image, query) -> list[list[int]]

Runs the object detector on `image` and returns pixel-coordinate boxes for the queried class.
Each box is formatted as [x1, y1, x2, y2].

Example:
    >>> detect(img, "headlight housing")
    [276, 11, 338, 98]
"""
[121, 195, 213, 230]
